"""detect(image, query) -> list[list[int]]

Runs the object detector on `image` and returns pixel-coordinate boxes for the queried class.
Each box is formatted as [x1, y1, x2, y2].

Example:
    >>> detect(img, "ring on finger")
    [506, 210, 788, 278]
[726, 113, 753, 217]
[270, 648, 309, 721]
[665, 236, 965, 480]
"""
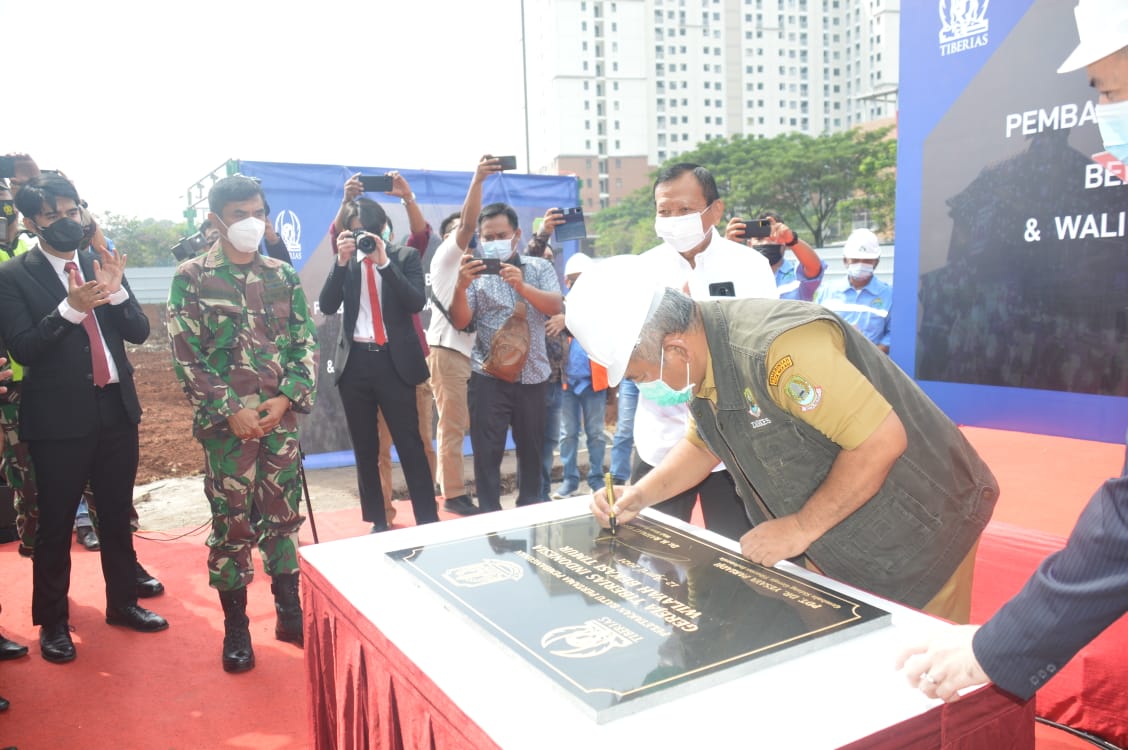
[921, 672, 938, 686]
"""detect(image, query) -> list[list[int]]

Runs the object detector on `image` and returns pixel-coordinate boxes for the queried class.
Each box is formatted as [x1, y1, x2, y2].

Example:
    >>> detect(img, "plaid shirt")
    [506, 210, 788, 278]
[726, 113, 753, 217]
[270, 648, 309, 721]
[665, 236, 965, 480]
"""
[466, 254, 560, 384]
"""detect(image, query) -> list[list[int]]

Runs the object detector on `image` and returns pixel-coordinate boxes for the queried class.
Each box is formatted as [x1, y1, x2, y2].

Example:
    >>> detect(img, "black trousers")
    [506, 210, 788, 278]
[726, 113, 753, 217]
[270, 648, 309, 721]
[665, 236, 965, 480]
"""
[338, 345, 438, 526]
[468, 373, 547, 512]
[30, 384, 139, 626]
[631, 452, 752, 541]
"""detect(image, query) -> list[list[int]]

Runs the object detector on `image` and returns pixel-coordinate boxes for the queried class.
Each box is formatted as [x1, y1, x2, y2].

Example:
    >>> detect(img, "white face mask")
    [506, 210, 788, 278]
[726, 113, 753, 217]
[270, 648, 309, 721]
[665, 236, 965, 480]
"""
[482, 238, 515, 260]
[847, 262, 874, 281]
[1096, 100, 1128, 164]
[655, 210, 709, 253]
[221, 216, 266, 254]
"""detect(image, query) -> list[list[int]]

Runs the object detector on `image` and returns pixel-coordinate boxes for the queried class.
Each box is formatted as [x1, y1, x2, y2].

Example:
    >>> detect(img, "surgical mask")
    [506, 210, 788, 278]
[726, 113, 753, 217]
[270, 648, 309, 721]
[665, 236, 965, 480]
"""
[36, 217, 85, 253]
[221, 216, 266, 254]
[654, 208, 709, 253]
[756, 242, 784, 266]
[637, 354, 694, 407]
[1096, 100, 1128, 164]
[847, 262, 874, 282]
[482, 238, 514, 260]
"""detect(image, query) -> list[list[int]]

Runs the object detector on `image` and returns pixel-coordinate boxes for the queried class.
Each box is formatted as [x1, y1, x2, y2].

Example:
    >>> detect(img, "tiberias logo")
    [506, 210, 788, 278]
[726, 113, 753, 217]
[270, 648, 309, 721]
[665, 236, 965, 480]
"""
[938, 0, 989, 57]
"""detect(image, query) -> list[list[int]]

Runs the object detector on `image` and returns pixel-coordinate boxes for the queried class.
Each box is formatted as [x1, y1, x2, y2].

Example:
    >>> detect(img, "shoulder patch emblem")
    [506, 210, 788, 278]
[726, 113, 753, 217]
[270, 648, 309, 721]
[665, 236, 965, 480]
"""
[767, 355, 794, 386]
[785, 374, 822, 411]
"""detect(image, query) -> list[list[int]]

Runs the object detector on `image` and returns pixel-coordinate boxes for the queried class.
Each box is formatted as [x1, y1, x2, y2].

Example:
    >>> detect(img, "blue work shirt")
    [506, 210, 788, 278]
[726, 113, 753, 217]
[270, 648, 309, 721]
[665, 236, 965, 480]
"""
[815, 274, 893, 348]
[774, 257, 826, 301]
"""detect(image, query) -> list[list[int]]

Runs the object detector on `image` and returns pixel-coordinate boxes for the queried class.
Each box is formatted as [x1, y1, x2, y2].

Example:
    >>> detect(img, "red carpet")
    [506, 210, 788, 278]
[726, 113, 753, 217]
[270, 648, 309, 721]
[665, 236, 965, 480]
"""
[0, 426, 1123, 749]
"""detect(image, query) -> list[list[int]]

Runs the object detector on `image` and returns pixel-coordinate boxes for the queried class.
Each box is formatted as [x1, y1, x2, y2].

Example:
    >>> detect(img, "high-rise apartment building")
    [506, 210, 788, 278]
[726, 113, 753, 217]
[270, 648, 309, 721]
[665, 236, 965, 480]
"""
[523, 0, 899, 212]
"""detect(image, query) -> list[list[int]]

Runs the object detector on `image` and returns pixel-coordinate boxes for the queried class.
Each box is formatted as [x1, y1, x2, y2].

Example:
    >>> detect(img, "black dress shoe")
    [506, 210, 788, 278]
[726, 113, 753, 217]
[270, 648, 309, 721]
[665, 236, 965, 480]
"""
[135, 562, 164, 598]
[0, 636, 28, 661]
[442, 495, 480, 516]
[369, 523, 388, 534]
[39, 621, 75, 663]
[0, 694, 8, 711]
[75, 525, 100, 551]
[17, 544, 33, 559]
[105, 604, 169, 632]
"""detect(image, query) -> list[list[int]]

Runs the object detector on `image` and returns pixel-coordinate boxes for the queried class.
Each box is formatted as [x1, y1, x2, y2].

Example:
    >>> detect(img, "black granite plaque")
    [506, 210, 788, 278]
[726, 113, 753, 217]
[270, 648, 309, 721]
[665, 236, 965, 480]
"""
[387, 513, 890, 722]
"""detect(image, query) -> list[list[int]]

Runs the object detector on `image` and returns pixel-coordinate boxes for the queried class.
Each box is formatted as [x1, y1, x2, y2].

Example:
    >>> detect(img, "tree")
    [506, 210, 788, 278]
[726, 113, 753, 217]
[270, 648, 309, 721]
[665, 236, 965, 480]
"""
[589, 184, 658, 256]
[95, 212, 189, 267]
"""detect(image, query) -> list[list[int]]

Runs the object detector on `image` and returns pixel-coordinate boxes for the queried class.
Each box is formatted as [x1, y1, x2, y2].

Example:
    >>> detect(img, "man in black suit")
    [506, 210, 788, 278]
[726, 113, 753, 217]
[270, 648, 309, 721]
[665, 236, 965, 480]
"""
[319, 197, 439, 531]
[0, 174, 167, 664]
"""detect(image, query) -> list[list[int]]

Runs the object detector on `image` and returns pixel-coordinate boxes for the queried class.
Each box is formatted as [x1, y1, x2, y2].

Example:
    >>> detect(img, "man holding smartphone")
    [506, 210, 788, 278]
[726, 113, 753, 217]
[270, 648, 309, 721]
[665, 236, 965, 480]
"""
[449, 155, 563, 513]
[725, 212, 826, 301]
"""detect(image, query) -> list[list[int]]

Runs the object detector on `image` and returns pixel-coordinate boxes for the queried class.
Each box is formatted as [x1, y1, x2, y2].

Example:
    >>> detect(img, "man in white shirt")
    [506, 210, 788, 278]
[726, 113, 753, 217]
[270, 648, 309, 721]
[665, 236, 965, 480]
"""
[633, 163, 778, 540]
[426, 213, 479, 515]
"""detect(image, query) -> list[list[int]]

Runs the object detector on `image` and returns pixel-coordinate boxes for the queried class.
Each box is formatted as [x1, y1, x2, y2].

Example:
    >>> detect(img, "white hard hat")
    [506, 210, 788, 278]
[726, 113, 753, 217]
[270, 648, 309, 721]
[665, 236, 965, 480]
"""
[843, 228, 881, 259]
[564, 252, 593, 277]
[1058, 0, 1128, 73]
[564, 255, 665, 387]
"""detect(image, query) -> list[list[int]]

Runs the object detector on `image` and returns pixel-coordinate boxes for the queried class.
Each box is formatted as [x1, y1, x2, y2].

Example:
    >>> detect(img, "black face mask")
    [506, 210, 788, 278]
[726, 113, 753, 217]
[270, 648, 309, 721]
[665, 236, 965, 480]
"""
[36, 217, 85, 253]
[756, 242, 784, 266]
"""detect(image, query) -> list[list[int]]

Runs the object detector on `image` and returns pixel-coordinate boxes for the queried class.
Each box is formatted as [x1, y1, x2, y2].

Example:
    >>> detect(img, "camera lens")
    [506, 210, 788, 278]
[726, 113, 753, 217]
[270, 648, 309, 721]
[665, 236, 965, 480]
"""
[356, 233, 376, 254]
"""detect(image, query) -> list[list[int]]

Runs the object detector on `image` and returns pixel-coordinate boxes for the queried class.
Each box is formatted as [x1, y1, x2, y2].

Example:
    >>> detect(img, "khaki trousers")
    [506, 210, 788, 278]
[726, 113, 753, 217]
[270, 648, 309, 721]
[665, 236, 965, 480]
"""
[427, 346, 471, 499]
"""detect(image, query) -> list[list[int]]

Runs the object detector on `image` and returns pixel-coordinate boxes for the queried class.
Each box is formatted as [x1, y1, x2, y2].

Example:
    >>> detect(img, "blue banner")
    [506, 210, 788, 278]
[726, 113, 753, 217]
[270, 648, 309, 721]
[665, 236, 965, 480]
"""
[236, 160, 580, 460]
[897, 1, 1128, 442]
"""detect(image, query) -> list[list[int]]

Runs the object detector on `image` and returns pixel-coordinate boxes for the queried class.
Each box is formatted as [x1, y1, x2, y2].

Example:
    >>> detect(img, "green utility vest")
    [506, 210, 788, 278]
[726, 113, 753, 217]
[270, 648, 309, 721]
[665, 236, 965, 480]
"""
[689, 299, 998, 608]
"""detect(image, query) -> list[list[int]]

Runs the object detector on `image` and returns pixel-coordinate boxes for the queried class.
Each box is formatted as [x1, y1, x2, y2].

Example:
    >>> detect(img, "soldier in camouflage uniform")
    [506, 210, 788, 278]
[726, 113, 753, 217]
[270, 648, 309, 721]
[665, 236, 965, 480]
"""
[167, 176, 318, 673]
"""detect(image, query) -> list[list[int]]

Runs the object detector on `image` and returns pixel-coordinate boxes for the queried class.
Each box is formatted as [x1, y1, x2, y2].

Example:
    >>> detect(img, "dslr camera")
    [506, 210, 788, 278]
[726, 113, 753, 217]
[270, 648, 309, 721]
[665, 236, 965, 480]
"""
[355, 231, 378, 254]
[170, 231, 210, 261]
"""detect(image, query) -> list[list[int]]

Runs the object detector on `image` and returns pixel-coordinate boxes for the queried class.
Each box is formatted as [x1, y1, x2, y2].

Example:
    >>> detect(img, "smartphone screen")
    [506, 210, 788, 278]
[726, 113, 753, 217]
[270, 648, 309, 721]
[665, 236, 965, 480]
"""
[708, 281, 736, 297]
[0, 156, 15, 179]
[742, 220, 772, 239]
[554, 207, 587, 242]
[496, 155, 518, 171]
[359, 174, 394, 193]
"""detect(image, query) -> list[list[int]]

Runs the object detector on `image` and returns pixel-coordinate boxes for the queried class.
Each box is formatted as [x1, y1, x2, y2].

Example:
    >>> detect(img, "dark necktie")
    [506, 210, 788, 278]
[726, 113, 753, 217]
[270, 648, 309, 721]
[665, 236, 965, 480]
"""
[63, 261, 112, 387]
[362, 256, 387, 345]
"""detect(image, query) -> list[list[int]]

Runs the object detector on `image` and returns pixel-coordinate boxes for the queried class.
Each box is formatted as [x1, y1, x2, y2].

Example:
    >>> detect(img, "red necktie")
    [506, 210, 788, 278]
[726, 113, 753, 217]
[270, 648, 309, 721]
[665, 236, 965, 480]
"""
[363, 256, 387, 345]
[64, 261, 112, 387]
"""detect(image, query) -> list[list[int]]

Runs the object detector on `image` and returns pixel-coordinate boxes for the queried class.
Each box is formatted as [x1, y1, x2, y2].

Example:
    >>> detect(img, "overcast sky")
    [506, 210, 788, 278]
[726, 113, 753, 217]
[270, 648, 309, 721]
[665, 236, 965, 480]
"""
[6, 0, 529, 221]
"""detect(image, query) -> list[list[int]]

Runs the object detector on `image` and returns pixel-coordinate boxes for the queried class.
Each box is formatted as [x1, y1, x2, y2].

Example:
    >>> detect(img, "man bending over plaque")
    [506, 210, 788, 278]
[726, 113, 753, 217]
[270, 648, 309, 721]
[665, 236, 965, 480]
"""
[563, 254, 998, 623]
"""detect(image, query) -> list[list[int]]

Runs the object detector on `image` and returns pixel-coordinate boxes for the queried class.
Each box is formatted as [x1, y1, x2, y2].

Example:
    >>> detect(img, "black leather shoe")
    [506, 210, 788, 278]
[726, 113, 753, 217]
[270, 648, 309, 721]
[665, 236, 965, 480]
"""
[0, 694, 8, 711]
[442, 495, 480, 516]
[39, 621, 76, 663]
[75, 525, 100, 551]
[135, 562, 164, 598]
[105, 604, 169, 633]
[0, 636, 28, 661]
[369, 523, 388, 534]
[17, 544, 33, 559]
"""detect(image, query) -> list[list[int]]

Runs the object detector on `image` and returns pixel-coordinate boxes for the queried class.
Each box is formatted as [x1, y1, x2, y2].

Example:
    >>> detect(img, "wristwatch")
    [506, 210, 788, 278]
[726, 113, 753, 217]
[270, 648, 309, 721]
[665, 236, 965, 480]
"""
[401, 192, 416, 206]
[786, 230, 800, 247]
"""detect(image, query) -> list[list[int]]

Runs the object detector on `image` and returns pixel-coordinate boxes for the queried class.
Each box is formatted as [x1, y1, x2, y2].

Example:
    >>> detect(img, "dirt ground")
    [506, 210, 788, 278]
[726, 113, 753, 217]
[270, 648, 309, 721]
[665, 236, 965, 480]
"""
[130, 342, 201, 485]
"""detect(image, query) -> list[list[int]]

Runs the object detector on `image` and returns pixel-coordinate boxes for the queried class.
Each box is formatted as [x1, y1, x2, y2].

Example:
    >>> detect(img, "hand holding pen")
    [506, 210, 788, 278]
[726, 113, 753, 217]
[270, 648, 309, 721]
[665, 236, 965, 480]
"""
[605, 473, 618, 536]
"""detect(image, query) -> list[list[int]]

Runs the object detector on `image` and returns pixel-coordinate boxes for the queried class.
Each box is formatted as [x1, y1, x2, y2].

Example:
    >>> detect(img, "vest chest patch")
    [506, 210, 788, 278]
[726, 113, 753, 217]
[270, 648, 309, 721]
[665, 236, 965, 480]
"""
[743, 387, 773, 428]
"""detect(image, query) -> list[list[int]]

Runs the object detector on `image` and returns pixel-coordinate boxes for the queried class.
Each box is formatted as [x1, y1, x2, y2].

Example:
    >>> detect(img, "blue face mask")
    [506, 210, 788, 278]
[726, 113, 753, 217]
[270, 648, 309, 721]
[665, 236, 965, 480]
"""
[482, 238, 514, 260]
[1097, 100, 1128, 164]
[637, 354, 694, 407]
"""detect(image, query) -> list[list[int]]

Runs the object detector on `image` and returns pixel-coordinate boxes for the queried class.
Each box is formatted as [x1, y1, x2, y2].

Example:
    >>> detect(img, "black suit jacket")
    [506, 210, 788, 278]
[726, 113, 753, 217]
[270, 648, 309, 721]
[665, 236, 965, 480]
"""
[0, 247, 149, 440]
[973, 474, 1128, 699]
[318, 243, 429, 387]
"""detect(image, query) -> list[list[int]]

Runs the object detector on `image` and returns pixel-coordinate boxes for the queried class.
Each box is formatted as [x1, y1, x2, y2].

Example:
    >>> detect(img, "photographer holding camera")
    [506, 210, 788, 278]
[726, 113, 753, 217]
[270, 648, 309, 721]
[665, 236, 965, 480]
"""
[319, 195, 439, 532]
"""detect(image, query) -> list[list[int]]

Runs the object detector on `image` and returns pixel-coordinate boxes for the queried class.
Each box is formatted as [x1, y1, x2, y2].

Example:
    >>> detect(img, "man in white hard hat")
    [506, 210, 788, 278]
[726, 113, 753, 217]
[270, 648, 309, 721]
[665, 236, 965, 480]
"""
[898, 0, 1128, 705]
[566, 254, 998, 625]
[814, 228, 892, 353]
